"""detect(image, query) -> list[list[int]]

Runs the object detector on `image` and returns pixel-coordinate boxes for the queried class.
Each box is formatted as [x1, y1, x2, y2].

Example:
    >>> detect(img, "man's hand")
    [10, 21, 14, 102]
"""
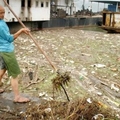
[21, 28, 30, 35]
[13, 28, 30, 40]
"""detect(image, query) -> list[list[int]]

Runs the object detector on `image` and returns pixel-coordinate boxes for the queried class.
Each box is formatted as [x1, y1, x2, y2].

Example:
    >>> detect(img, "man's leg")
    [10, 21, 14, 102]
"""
[0, 69, 6, 93]
[0, 69, 6, 80]
[10, 76, 30, 102]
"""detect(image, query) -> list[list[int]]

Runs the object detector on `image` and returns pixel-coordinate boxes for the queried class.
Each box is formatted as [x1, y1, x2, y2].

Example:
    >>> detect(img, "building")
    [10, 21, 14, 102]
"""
[1, 0, 75, 22]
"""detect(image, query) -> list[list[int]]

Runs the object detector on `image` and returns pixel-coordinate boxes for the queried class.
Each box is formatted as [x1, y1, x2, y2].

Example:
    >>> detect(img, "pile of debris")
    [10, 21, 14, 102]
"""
[0, 98, 118, 120]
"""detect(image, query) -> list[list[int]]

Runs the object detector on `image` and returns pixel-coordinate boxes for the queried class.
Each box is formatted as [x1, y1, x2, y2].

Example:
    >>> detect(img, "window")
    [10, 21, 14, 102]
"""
[46, 2, 49, 7]
[36, 1, 39, 7]
[28, 0, 31, 7]
[21, 0, 25, 7]
[41, 2, 44, 7]
[7, 0, 9, 4]
[118, 3, 120, 7]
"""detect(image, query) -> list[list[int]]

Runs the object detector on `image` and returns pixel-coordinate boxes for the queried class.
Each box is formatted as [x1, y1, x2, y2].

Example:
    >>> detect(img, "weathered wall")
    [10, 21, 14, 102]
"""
[7, 17, 102, 33]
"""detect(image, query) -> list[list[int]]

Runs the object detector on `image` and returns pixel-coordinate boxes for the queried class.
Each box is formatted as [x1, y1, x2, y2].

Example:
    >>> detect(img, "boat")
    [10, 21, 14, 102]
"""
[100, 11, 120, 33]
[90, 0, 120, 33]
[1, 0, 102, 32]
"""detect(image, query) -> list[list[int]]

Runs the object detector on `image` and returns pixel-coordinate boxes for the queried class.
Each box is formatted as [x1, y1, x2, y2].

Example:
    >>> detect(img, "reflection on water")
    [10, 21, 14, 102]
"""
[73, 26, 106, 32]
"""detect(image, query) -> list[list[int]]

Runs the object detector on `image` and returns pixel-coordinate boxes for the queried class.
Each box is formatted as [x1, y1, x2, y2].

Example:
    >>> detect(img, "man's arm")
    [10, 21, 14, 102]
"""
[13, 28, 30, 40]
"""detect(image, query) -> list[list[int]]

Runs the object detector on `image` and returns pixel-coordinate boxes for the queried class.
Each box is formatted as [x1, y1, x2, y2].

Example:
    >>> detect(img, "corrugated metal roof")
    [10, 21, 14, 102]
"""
[89, 0, 120, 3]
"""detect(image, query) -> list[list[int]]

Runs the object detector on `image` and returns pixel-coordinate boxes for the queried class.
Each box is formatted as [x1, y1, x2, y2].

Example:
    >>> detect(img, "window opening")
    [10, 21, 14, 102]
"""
[41, 2, 44, 7]
[21, 0, 25, 7]
[7, 0, 9, 4]
[118, 3, 120, 8]
[28, 0, 31, 7]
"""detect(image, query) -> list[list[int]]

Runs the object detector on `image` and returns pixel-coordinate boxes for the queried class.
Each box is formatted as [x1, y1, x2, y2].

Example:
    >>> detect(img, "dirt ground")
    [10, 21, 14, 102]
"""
[0, 27, 120, 120]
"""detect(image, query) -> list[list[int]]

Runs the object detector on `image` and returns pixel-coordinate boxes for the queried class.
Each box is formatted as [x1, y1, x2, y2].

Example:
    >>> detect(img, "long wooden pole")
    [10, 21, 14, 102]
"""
[3, 0, 57, 71]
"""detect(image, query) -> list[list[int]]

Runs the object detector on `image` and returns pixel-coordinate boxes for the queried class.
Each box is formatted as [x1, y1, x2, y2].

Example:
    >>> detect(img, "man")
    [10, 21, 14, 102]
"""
[0, 5, 30, 103]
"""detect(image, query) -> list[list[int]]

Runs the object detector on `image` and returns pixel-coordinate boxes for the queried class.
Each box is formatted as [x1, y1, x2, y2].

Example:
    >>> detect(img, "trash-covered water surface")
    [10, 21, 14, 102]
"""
[0, 27, 120, 119]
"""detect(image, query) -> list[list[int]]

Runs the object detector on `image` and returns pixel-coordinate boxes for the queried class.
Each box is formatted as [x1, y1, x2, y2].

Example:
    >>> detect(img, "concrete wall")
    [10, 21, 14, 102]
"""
[7, 17, 102, 33]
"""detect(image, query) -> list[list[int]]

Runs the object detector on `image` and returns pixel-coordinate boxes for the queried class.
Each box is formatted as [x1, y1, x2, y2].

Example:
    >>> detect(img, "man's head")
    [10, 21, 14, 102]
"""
[0, 6, 5, 20]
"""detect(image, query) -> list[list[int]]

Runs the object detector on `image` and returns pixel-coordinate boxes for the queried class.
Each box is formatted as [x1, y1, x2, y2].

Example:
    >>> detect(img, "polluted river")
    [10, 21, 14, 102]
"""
[0, 27, 120, 120]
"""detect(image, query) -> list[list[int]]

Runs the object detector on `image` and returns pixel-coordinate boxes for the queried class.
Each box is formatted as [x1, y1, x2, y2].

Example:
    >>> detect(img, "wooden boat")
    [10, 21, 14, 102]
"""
[100, 11, 120, 33]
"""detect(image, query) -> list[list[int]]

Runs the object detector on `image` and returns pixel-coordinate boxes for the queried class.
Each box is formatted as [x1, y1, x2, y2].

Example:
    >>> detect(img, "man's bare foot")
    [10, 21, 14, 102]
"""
[0, 89, 4, 93]
[14, 96, 30, 103]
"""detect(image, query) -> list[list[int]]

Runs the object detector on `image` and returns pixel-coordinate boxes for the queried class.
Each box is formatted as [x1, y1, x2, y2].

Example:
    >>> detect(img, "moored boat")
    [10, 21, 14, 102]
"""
[100, 11, 120, 33]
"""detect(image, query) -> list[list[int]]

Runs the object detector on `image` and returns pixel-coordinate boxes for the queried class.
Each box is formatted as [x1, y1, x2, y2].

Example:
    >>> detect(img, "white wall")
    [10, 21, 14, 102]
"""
[4, 0, 22, 21]
[2, 0, 50, 22]
[31, 0, 50, 21]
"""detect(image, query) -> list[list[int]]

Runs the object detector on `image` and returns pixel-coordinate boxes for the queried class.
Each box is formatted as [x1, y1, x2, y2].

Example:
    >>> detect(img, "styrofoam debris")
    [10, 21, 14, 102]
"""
[87, 98, 92, 103]
[91, 64, 106, 68]
[111, 84, 119, 92]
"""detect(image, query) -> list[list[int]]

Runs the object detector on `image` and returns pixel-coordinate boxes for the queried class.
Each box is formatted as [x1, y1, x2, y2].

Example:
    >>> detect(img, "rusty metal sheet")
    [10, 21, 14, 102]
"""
[105, 14, 110, 26]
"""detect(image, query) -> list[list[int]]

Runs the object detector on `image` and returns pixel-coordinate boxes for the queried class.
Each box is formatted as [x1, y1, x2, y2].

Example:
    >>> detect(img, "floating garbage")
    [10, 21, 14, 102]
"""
[111, 84, 119, 92]
[87, 98, 92, 103]
[92, 114, 104, 120]
[91, 64, 106, 68]
[97, 92, 102, 96]
[39, 92, 46, 97]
